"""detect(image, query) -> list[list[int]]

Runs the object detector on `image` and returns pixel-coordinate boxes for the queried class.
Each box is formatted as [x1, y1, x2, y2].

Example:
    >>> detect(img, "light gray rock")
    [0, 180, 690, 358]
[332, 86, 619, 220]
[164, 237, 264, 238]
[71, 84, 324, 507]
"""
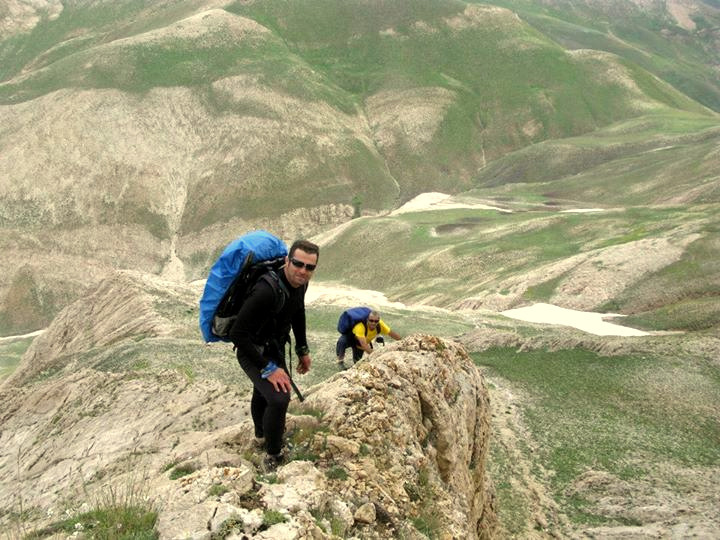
[354, 502, 376, 524]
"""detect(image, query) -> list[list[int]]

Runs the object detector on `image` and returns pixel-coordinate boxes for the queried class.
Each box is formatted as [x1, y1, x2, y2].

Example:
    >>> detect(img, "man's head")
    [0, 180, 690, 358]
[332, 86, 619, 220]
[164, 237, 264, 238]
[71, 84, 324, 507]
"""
[284, 239, 320, 288]
[367, 310, 380, 329]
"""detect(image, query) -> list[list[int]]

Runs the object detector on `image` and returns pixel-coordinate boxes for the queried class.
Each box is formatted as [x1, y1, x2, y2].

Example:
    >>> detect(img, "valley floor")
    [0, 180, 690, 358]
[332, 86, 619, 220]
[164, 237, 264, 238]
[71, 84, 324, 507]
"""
[305, 279, 720, 539]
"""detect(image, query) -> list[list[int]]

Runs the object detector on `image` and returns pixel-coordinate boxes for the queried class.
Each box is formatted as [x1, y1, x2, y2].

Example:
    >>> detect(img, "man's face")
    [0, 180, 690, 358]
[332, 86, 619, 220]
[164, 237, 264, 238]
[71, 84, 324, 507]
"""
[367, 315, 380, 330]
[284, 249, 318, 288]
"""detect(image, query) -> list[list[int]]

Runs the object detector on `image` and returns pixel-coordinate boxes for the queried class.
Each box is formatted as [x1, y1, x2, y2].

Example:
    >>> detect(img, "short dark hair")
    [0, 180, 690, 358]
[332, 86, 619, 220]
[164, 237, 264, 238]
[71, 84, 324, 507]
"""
[289, 239, 319, 261]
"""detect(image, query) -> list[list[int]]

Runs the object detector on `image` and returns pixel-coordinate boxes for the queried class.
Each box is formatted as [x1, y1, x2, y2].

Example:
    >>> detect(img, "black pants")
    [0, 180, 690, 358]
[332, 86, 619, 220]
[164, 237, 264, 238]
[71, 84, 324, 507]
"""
[237, 354, 290, 455]
[335, 333, 367, 362]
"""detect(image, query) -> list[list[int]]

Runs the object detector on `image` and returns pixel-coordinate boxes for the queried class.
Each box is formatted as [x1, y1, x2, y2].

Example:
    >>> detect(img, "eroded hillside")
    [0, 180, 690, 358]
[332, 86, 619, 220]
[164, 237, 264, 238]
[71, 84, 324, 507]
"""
[2, 0, 719, 335]
[2, 261, 718, 538]
[0, 270, 499, 538]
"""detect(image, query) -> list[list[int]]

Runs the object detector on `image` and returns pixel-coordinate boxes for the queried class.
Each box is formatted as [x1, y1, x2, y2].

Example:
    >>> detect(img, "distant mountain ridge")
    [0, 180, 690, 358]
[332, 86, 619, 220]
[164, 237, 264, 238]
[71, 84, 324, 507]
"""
[0, 0, 719, 334]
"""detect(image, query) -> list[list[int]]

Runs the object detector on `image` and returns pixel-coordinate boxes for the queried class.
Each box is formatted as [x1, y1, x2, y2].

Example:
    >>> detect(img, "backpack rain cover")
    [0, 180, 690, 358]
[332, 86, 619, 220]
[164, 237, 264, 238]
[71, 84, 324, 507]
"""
[337, 306, 373, 334]
[199, 230, 287, 342]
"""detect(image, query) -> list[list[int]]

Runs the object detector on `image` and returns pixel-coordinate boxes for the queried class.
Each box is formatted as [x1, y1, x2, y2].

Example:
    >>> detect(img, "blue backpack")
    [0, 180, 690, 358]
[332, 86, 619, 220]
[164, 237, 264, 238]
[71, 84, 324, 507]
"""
[337, 306, 373, 335]
[199, 231, 288, 343]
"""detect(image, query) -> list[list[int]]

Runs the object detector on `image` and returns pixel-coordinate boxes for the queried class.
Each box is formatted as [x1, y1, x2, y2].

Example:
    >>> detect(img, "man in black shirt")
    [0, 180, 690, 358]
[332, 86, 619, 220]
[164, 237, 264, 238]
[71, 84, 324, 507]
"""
[229, 239, 319, 470]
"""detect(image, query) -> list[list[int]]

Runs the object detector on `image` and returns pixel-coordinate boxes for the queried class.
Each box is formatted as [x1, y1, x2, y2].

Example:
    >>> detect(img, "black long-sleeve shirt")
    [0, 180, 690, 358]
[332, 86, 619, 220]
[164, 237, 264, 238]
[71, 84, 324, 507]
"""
[229, 269, 308, 370]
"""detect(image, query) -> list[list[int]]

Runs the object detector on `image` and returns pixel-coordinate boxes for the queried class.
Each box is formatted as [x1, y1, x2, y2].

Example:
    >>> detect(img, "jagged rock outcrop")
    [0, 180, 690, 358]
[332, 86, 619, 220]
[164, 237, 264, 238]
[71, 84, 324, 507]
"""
[152, 335, 497, 539]
[2, 270, 194, 388]
[1, 297, 497, 539]
[0, 270, 250, 535]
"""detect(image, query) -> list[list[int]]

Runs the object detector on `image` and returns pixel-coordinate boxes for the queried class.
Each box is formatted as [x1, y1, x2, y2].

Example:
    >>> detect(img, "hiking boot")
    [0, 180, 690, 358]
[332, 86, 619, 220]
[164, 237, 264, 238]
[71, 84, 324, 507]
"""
[262, 452, 285, 472]
[253, 436, 265, 450]
[337, 360, 347, 370]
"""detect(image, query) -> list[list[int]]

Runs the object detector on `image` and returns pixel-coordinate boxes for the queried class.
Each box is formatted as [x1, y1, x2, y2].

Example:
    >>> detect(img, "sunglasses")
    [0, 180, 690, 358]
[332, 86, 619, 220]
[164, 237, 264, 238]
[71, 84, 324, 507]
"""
[368, 319, 380, 323]
[289, 257, 317, 271]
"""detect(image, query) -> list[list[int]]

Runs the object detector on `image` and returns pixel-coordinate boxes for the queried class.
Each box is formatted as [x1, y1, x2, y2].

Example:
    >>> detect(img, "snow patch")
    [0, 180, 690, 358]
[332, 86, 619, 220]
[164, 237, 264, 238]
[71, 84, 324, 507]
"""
[391, 192, 511, 215]
[501, 303, 649, 336]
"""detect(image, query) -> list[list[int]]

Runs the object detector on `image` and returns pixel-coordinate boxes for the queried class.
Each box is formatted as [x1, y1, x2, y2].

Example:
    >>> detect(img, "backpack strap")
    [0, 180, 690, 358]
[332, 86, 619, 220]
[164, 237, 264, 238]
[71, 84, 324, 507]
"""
[260, 270, 289, 313]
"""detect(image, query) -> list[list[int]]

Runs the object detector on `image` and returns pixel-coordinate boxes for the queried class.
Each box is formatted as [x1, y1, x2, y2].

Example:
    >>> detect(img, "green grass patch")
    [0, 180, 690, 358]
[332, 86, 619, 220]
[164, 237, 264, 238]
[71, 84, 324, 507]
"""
[0, 336, 34, 381]
[485, 434, 536, 536]
[408, 466, 442, 538]
[23, 472, 157, 540]
[500, 3, 720, 112]
[312, 209, 583, 304]
[286, 419, 326, 463]
[208, 484, 229, 498]
[1, 21, 294, 103]
[473, 113, 720, 206]
[522, 273, 566, 302]
[26, 506, 157, 539]
[88, 337, 243, 388]
[473, 347, 720, 522]
[325, 466, 348, 481]
[623, 297, 720, 333]
[168, 463, 197, 480]
[0, 1, 149, 82]
[262, 509, 287, 527]
[310, 507, 346, 536]
[602, 226, 720, 331]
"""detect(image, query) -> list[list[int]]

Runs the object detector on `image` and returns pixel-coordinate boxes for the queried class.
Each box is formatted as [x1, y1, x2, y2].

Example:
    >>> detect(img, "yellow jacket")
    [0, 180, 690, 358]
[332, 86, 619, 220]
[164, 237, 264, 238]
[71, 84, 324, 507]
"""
[351, 319, 390, 346]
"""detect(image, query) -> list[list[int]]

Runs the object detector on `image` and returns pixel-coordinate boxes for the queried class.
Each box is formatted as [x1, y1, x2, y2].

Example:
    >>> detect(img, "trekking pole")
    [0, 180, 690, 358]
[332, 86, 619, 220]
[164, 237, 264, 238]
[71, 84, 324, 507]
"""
[285, 338, 305, 402]
[290, 378, 305, 402]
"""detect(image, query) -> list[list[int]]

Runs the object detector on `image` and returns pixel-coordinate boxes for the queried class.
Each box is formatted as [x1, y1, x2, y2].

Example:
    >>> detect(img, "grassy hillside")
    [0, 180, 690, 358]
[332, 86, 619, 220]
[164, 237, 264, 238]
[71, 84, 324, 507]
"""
[485, 0, 720, 112]
[2, 0, 714, 212]
[473, 112, 720, 205]
[1, 0, 719, 335]
[313, 199, 720, 333]
[1, 0, 716, 218]
[0, 336, 33, 380]
[474, 345, 720, 536]
[0, 2, 397, 235]
[0, 1, 241, 87]
[227, 0, 714, 200]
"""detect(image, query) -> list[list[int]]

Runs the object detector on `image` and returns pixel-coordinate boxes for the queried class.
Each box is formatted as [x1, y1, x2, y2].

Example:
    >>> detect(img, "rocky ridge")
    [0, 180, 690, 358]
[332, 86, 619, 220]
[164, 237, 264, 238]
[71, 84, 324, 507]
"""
[153, 335, 497, 539]
[0, 271, 497, 538]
